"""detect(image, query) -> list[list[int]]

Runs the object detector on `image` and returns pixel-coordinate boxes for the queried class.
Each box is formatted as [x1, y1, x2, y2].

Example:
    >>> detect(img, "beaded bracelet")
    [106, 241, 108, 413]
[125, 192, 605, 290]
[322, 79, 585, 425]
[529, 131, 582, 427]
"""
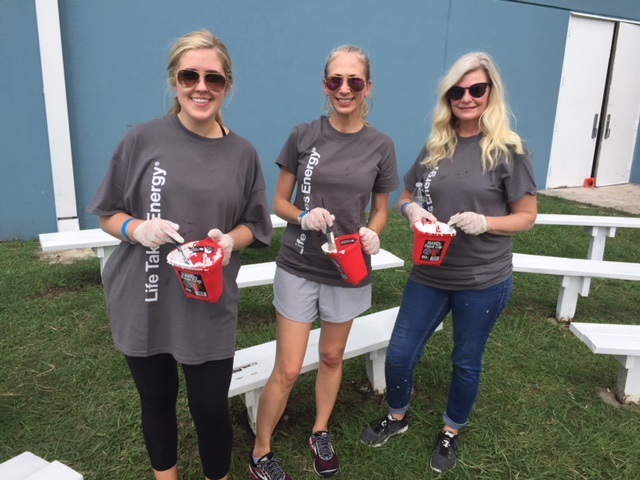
[121, 218, 135, 243]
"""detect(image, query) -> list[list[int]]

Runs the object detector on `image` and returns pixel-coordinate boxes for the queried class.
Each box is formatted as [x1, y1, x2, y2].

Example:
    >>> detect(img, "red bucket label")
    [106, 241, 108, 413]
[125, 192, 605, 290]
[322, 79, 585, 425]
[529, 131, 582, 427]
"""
[418, 238, 446, 263]
[167, 239, 223, 302]
[412, 222, 456, 267]
[178, 271, 210, 298]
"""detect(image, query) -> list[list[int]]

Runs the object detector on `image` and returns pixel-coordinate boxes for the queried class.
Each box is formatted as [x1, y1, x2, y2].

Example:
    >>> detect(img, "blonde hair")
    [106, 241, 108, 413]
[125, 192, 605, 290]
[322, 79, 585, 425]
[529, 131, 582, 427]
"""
[423, 52, 523, 171]
[323, 45, 372, 122]
[167, 30, 233, 126]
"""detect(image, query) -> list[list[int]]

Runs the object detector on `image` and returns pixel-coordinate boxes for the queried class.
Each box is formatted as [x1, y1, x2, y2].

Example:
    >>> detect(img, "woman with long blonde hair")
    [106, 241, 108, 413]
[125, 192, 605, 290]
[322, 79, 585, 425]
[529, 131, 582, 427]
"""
[361, 52, 537, 474]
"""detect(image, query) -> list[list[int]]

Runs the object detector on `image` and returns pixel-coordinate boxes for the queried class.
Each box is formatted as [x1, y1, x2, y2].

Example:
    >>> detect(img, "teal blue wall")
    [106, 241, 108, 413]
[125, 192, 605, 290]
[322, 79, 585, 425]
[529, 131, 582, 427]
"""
[1, 0, 639, 239]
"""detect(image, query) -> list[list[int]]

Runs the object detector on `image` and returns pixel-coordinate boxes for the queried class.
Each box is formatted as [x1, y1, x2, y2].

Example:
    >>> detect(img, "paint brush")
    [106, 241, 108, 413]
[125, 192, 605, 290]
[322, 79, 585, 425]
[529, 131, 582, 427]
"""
[168, 232, 190, 265]
[322, 198, 337, 252]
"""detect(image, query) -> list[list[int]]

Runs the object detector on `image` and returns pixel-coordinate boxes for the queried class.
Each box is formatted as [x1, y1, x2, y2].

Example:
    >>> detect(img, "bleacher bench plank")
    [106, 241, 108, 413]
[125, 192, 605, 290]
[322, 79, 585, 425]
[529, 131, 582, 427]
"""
[39, 214, 288, 275]
[512, 253, 640, 321]
[0, 452, 83, 480]
[230, 307, 444, 433]
[535, 214, 640, 296]
[236, 248, 404, 288]
[569, 323, 640, 404]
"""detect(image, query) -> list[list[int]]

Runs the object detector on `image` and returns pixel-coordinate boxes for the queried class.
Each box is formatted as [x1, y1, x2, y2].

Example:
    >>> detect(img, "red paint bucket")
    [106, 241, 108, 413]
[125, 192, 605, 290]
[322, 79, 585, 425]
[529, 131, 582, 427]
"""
[167, 238, 223, 302]
[412, 221, 456, 267]
[322, 234, 368, 285]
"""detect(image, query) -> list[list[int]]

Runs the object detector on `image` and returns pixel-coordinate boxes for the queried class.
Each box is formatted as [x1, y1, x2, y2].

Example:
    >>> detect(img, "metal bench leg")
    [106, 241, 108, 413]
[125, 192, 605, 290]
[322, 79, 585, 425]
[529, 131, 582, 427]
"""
[556, 275, 581, 321]
[366, 348, 387, 394]
[241, 387, 263, 434]
[614, 355, 640, 404]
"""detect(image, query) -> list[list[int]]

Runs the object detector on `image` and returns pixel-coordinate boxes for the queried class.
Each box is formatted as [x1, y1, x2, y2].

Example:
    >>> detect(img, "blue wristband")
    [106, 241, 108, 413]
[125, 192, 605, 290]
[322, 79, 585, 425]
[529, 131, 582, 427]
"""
[400, 202, 411, 218]
[298, 211, 309, 225]
[121, 218, 135, 243]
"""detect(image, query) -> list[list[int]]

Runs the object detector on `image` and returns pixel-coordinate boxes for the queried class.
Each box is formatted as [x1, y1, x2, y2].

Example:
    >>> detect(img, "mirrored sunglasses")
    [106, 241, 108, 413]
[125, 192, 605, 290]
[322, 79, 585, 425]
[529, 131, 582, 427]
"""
[324, 76, 367, 93]
[177, 70, 226, 92]
[447, 82, 491, 101]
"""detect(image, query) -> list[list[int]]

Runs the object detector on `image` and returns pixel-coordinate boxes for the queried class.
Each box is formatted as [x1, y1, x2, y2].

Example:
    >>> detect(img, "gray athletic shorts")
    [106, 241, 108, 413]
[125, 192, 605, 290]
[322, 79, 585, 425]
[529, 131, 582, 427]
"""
[273, 267, 372, 324]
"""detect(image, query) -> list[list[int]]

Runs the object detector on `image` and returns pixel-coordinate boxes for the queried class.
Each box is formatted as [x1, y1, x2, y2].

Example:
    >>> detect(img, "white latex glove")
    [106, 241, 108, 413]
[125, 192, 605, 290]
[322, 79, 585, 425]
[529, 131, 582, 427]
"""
[448, 212, 488, 235]
[404, 203, 437, 225]
[133, 218, 184, 248]
[300, 207, 335, 233]
[207, 228, 234, 266]
[359, 227, 380, 255]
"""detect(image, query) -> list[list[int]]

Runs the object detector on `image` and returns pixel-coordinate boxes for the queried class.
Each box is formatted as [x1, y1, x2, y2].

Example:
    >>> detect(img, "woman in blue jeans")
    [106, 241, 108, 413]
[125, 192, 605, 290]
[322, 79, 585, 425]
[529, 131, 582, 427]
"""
[361, 52, 537, 473]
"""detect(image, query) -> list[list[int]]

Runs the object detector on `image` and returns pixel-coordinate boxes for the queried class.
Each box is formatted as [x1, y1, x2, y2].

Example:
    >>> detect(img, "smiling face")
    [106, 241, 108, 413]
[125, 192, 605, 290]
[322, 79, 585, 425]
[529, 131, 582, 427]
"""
[450, 68, 491, 136]
[174, 48, 228, 136]
[323, 51, 371, 125]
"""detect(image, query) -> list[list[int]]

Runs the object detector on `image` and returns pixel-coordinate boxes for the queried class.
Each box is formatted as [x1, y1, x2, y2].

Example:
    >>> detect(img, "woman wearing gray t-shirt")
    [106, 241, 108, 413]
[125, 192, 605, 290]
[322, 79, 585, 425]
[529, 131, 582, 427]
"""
[249, 45, 399, 480]
[361, 52, 537, 474]
[89, 31, 272, 480]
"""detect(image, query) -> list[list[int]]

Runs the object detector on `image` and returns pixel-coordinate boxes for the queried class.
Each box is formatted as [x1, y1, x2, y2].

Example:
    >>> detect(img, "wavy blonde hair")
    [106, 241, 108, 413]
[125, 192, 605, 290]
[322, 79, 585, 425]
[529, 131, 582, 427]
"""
[423, 52, 523, 171]
[167, 30, 233, 127]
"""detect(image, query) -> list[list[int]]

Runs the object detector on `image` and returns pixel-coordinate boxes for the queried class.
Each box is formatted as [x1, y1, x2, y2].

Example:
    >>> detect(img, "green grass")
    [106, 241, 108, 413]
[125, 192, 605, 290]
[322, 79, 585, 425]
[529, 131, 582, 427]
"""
[1, 195, 639, 479]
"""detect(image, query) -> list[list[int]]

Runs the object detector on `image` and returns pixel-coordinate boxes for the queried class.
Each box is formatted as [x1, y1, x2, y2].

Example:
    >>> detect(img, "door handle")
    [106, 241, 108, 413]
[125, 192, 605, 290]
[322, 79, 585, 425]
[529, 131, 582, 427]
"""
[604, 114, 611, 139]
[591, 114, 599, 139]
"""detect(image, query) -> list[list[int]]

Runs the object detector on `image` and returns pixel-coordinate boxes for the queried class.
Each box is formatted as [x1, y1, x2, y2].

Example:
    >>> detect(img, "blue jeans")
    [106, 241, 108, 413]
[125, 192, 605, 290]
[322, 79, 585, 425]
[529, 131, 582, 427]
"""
[385, 277, 513, 430]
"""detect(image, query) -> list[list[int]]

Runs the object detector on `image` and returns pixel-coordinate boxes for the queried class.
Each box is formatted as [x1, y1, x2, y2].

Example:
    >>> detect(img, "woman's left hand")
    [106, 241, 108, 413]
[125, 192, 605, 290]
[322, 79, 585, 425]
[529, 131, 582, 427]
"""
[448, 212, 488, 235]
[359, 227, 380, 255]
[207, 229, 234, 266]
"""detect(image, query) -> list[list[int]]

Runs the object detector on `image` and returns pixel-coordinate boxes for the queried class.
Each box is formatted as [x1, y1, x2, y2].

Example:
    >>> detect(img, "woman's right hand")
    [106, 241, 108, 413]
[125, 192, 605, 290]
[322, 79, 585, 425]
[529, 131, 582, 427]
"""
[133, 218, 183, 248]
[404, 203, 437, 225]
[300, 207, 335, 233]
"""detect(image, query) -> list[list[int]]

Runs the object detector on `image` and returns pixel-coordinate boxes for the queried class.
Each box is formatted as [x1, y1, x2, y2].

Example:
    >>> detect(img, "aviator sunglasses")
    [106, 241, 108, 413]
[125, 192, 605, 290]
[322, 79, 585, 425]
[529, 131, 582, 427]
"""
[177, 70, 227, 92]
[324, 75, 367, 93]
[447, 82, 491, 101]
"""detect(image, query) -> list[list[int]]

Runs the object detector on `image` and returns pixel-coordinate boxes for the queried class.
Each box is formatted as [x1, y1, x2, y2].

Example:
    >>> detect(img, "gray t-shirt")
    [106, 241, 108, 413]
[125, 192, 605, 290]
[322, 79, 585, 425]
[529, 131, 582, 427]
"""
[88, 115, 273, 364]
[276, 116, 400, 286]
[405, 134, 537, 290]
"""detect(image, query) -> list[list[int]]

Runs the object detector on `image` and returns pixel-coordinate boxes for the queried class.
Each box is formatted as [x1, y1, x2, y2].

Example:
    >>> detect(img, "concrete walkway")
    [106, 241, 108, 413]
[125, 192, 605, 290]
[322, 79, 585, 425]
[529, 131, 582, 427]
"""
[539, 183, 640, 215]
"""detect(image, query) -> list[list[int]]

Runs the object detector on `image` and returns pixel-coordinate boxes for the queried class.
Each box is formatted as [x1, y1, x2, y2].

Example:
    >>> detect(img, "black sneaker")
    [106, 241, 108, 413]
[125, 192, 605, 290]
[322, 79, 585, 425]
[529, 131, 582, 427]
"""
[360, 413, 408, 447]
[309, 431, 340, 477]
[430, 430, 459, 473]
[249, 451, 292, 480]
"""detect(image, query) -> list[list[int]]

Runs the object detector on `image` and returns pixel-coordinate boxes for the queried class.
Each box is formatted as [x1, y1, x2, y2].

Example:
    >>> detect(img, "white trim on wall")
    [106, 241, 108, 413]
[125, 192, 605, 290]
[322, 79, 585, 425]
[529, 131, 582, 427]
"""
[35, 0, 79, 232]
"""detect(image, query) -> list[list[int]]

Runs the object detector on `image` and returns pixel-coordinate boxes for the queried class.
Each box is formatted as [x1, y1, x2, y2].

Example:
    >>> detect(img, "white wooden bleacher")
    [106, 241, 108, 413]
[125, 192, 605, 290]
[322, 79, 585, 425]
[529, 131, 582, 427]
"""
[37, 213, 640, 420]
[569, 323, 640, 404]
[512, 253, 640, 321]
[0, 452, 83, 480]
[39, 214, 288, 275]
[535, 214, 640, 295]
[237, 248, 403, 287]
[229, 306, 438, 434]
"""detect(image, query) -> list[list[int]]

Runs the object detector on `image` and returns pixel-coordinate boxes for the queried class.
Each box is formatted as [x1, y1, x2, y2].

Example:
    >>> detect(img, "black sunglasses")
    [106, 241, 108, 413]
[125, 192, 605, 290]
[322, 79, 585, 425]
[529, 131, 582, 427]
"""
[447, 82, 491, 101]
[177, 70, 227, 92]
[324, 76, 367, 93]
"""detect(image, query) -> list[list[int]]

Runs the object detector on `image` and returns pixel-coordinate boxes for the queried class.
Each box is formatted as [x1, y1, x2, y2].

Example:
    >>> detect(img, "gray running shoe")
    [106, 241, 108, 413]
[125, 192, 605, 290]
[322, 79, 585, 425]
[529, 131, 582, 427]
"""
[249, 452, 292, 480]
[430, 430, 459, 473]
[360, 413, 408, 447]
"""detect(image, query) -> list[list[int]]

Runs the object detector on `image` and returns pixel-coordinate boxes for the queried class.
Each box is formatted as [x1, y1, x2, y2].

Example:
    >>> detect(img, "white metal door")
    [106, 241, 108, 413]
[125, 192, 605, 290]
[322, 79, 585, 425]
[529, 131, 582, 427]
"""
[594, 22, 640, 186]
[546, 16, 614, 188]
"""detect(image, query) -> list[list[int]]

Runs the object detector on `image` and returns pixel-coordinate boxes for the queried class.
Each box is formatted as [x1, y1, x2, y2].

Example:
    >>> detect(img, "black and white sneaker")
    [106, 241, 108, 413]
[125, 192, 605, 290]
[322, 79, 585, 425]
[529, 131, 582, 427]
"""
[360, 413, 408, 447]
[249, 451, 292, 480]
[430, 430, 459, 473]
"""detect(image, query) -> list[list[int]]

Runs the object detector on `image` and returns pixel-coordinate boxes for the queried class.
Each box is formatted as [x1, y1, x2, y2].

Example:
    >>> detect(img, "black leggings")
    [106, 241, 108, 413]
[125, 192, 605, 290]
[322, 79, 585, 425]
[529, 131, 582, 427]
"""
[125, 353, 233, 480]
